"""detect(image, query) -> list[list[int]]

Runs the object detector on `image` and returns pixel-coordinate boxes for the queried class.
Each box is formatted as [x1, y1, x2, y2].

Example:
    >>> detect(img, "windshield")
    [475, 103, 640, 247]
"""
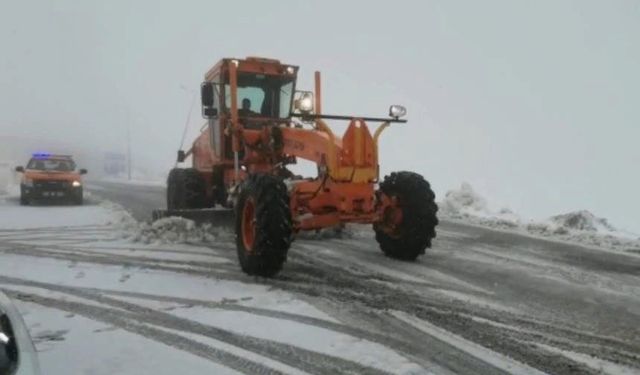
[225, 73, 294, 118]
[26, 159, 76, 172]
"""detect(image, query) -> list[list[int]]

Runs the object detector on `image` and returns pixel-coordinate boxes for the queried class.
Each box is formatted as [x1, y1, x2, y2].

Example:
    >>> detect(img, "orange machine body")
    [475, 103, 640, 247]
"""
[188, 57, 397, 231]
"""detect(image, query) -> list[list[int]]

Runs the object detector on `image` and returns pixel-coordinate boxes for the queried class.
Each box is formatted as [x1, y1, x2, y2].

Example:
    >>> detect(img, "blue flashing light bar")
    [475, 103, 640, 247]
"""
[32, 152, 52, 159]
[31, 153, 72, 160]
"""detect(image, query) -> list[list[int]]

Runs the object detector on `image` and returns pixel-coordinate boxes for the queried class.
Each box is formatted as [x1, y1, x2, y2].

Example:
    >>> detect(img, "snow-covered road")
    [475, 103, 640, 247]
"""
[1, 182, 639, 374]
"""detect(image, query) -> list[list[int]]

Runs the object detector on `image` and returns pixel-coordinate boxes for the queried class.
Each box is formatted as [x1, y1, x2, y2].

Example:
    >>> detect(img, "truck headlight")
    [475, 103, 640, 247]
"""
[72, 181, 82, 187]
[23, 178, 33, 187]
[295, 92, 314, 113]
[389, 105, 407, 119]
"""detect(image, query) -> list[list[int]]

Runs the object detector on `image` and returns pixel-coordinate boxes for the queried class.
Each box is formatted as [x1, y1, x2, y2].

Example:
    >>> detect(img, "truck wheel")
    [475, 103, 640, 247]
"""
[167, 168, 206, 210]
[19, 185, 29, 205]
[235, 174, 292, 277]
[374, 171, 438, 261]
[74, 191, 84, 206]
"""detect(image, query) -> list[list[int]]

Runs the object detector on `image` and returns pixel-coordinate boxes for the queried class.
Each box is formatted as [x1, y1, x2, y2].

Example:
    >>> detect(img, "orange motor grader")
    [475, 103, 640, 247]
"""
[158, 57, 438, 277]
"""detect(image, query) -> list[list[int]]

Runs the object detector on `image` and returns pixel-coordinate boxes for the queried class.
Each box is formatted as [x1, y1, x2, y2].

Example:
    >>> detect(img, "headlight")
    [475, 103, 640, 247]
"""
[72, 181, 82, 187]
[389, 105, 407, 119]
[295, 92, 314, 113]
[23, 178, 33, 187]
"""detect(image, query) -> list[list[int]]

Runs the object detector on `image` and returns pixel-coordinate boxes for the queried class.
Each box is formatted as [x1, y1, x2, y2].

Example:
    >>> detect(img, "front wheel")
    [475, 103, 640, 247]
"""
[374, 171, 439, 261]
[19, 185, 29, 206]
[73, 190, 84, 205]
[235, 174, 292, 277]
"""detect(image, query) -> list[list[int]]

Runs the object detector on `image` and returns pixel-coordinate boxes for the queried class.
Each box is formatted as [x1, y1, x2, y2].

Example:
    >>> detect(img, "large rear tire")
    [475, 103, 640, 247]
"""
[235, 174, 292, 277]
[374, 171, 438, 261]
[166, 168, 206, 210]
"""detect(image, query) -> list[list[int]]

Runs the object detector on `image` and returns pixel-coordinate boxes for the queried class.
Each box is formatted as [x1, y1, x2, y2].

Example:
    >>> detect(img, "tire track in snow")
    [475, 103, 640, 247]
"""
[0, 276, 393, 375]
[4, 243, 226, 270]
[276, 252, 629, 374]
[85, 287, 450, 371]
[2, 288, 284, 375]
[0, 244, 237, 278]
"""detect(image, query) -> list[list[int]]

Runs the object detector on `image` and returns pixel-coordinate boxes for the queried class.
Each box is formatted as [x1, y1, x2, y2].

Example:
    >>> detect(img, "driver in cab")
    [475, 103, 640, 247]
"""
[238, 98, 258, 117]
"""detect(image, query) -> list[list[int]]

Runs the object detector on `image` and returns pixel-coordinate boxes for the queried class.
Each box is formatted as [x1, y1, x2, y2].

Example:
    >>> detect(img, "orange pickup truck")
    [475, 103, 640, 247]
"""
[15, 154, 87, 205]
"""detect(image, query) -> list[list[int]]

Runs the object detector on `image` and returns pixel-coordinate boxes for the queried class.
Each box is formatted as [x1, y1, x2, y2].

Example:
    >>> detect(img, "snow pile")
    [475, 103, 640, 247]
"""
[548, 210, 616, 233]
[440, 183, 640, 252]
[524, 213, 640, 252]
[440, 182, 489, 216]
[88, 193, 226, 245]
[439, 183, 521, 230]
[126, 217, 219, 245]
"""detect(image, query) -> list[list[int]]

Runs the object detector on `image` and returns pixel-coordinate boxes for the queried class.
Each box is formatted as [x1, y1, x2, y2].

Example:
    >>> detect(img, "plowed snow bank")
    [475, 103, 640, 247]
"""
[128, 217, 219, 244]
[440, 183, 640, 252]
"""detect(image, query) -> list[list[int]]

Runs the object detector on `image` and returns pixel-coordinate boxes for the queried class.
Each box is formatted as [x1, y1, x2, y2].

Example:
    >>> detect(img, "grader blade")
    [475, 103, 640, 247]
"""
[152, 208, 234, 227]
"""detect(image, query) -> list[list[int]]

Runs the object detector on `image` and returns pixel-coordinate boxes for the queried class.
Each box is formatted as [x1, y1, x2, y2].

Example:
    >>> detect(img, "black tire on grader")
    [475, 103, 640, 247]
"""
[235, 174, 292, 277]
[374, 171, 439, 261]
[166, 168, 207, 210]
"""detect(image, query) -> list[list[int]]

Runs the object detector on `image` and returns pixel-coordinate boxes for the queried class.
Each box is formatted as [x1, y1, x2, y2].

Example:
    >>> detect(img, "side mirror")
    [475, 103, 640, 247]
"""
[177, 150, 186, 163]
[14, 166, 24, 173]
[79, 169, 88, 175]
[201, 82, 218, 119]
[203, 107, 218, 118]
[0, 313, 18, 374]
[389, 105, 407, 119]
[201, 82, 214, 107]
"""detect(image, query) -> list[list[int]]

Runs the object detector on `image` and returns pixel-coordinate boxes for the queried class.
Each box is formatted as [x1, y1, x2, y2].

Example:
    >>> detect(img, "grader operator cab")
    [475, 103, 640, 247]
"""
[155, 56, 438, 277]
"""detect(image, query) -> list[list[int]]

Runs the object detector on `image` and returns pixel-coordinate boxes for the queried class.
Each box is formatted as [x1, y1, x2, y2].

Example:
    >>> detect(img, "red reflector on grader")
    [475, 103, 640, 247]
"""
[153, 57, 438, 277]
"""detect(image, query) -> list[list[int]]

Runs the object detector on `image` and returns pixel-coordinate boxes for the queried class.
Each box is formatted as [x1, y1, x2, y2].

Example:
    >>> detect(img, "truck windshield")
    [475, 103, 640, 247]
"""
[225, 73, 294, 118]
[27, 159, 75, 171]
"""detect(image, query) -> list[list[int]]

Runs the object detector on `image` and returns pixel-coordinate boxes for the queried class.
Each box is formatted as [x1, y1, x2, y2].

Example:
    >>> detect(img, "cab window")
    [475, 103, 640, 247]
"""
[224, 73, 294, 118]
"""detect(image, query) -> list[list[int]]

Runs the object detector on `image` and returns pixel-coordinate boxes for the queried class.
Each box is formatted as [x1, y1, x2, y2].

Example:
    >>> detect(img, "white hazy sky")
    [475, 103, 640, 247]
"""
[1, 0, 639, 232]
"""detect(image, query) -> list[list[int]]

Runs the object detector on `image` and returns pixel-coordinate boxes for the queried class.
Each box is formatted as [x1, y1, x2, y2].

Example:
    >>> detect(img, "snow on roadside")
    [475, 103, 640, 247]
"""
[439, 182, 521, 229]
[87, 193, 227, 246]
[440, 183, 640, 253]
[125, 217, 221, 245]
